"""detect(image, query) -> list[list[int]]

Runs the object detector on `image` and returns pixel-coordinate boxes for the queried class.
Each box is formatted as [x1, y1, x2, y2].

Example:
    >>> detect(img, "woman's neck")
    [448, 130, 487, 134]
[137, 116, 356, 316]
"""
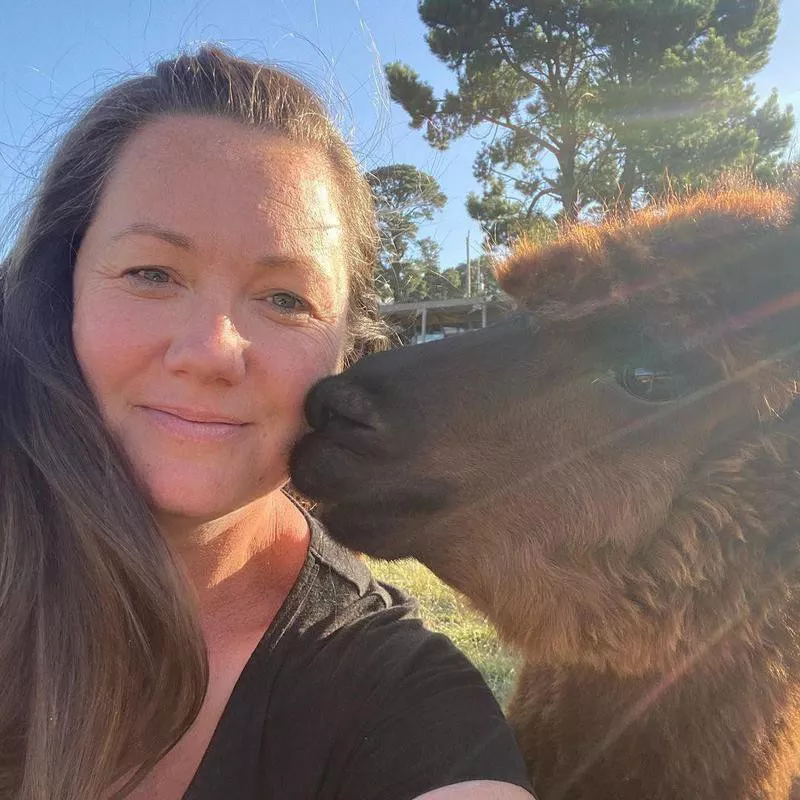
[158, 491, 310, 634]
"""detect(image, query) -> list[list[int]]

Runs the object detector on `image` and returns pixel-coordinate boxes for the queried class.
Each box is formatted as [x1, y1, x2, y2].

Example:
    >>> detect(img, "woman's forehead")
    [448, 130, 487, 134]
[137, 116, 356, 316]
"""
[121, 114, 317, 165]
[109, 115, 333, 207]
[92, 115, 345, 257]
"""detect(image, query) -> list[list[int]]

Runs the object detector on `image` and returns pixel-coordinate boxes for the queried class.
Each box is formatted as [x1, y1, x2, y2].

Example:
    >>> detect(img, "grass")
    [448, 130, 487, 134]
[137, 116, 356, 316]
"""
[367, 557, 520, 707]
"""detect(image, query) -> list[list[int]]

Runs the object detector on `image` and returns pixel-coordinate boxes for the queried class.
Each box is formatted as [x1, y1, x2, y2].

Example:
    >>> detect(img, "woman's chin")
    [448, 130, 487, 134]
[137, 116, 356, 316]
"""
[140, 475, 269, 526]
[148, 492, 238, 525]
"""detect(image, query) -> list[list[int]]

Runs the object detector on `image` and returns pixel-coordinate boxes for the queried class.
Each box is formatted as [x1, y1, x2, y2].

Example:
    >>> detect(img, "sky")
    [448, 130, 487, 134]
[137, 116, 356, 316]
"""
[1, 0, 799, 268]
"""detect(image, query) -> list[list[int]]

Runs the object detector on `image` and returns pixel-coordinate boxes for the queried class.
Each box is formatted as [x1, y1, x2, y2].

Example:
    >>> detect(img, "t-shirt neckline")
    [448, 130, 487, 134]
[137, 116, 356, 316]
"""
[182, 506, 324, 798]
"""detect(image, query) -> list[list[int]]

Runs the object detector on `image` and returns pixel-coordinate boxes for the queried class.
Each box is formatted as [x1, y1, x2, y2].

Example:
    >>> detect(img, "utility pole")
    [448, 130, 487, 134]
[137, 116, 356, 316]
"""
[466, 231, 471, 298]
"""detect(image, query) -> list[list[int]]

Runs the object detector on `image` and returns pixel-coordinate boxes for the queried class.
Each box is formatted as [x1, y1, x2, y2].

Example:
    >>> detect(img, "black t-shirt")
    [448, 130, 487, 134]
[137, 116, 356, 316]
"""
[183, 516, 532, 800]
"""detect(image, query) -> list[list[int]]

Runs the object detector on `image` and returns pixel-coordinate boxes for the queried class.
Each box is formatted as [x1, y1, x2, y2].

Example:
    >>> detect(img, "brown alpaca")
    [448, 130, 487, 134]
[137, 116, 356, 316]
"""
[291, 185, 800, 799]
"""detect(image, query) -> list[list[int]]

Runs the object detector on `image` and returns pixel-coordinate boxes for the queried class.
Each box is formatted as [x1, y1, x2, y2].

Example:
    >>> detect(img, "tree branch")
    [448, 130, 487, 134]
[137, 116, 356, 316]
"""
[525, 186, 554, 216]
[575, 141, 618, 182]
[481, 114, 561, 158]
[485, 166, 528, 184]
[492, 35, 549, 94]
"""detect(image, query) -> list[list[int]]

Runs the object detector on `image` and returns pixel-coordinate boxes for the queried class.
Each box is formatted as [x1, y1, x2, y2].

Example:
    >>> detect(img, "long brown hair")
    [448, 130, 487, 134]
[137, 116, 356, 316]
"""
[0, 46, 386, 799]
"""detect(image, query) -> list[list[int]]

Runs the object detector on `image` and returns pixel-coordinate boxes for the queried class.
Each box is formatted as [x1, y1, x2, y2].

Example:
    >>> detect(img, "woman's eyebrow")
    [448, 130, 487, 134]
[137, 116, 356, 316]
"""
[109, 223, 328, 275]
[110, 222, 193, 251]
[254, 254, 327, 274]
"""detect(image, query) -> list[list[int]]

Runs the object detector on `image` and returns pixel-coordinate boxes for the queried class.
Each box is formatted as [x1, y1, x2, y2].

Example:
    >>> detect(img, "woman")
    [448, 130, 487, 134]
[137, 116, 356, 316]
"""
[0, 47, 532, 800]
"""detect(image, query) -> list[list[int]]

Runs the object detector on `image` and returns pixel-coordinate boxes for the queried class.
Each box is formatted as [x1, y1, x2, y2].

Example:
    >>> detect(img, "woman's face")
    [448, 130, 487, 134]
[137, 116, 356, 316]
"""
[73, 115, 350, 521]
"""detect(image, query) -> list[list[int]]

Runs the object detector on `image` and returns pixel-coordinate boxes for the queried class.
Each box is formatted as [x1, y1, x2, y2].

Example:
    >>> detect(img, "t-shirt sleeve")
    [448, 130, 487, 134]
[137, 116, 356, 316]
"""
[332, 598, 533, 800]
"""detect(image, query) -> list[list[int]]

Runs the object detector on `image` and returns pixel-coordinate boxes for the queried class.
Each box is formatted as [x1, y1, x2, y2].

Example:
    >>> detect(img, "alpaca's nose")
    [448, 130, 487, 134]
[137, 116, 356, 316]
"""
[304, 375, 380, 435]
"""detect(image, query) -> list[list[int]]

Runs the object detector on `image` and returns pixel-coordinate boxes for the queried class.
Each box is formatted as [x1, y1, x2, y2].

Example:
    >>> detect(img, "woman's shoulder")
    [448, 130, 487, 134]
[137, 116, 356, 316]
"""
[270, 512, 496, 712]
[294, 517, 513, 744]
[185, 514, 531, 800]
[286, 513, 432, 653]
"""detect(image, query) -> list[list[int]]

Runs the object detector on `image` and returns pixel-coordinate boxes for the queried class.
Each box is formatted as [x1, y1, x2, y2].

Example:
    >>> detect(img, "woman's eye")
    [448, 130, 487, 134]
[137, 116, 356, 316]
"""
[127, 267, 172, 285]
[268, 292, 307, 313]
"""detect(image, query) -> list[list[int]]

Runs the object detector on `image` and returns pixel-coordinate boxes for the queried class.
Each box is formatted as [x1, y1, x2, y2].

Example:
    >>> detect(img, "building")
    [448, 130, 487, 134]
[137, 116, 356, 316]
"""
[378, 296, 511, 346]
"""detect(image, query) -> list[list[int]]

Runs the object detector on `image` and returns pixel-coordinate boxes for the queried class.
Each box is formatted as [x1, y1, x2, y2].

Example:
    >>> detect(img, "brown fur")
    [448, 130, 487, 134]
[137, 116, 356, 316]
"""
[291, 183, 800, 798]
[500, 188, 800, 798]
[507, 418, 800, 799]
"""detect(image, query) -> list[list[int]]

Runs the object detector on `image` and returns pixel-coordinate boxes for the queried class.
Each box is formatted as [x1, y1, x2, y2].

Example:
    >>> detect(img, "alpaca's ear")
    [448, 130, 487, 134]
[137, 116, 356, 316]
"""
[497, 239, 618, 312]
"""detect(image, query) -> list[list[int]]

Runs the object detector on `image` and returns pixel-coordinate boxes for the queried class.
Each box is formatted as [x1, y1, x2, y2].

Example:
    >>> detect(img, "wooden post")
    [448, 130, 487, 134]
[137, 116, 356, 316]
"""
[482, 301, 487, 328]
[420, 306, 428, 343]
[466, 231, 471, 298]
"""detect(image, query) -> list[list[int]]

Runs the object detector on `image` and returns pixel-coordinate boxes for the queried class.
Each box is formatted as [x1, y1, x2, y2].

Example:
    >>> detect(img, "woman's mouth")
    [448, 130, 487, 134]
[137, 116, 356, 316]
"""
[139, 405, 250, 443]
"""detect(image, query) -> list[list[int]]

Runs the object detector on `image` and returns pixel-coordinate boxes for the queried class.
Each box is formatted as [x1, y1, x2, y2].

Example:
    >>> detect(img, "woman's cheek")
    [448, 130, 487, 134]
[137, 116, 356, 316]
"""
[74, 291, 165, 388]
[256, 319, 345, 388]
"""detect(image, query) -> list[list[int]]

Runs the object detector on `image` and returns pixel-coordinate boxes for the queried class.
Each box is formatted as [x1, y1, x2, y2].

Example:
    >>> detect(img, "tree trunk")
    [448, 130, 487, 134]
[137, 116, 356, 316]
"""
[617, 153, 636, 214]
[559, 141, 580, 222]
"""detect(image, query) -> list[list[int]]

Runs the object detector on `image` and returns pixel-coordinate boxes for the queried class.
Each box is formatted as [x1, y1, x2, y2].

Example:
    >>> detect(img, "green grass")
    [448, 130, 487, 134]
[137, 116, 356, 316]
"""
[367, 557, 520, 707]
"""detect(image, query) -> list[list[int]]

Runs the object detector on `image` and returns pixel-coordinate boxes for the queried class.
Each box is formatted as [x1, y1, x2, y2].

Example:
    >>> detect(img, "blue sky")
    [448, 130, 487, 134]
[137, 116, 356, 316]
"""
[1, 0, 799, 268]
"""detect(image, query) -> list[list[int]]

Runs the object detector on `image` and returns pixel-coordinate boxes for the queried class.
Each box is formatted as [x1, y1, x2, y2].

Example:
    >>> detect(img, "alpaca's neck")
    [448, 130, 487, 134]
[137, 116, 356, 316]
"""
[507, 422, 800, 800]
[509, 632, 800, 800]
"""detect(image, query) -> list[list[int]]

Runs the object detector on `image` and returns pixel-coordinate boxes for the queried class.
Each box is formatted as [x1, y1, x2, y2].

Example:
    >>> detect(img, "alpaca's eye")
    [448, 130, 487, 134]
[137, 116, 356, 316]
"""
[616, 365, 686, 402]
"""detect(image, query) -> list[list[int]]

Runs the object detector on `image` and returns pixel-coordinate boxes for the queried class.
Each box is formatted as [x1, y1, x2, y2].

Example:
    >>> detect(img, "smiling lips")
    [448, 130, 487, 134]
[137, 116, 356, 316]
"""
[140, 405, 250, 442]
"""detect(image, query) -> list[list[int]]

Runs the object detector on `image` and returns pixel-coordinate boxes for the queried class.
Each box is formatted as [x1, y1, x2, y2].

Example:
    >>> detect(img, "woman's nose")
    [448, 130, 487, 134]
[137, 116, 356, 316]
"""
[163, 307, 247, 385]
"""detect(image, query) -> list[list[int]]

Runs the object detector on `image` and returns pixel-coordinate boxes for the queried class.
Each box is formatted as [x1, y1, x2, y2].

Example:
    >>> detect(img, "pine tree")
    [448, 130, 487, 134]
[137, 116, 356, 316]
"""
[386, 0, 793, 234]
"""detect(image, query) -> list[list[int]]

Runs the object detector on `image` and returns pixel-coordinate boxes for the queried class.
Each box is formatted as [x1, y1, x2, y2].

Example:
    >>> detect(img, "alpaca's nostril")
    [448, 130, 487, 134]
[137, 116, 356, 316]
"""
[316, 401, 345, 432]
[321, 400, 375, 432]
[304, 375, 378, 433]
[321, 404, 336, 428]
